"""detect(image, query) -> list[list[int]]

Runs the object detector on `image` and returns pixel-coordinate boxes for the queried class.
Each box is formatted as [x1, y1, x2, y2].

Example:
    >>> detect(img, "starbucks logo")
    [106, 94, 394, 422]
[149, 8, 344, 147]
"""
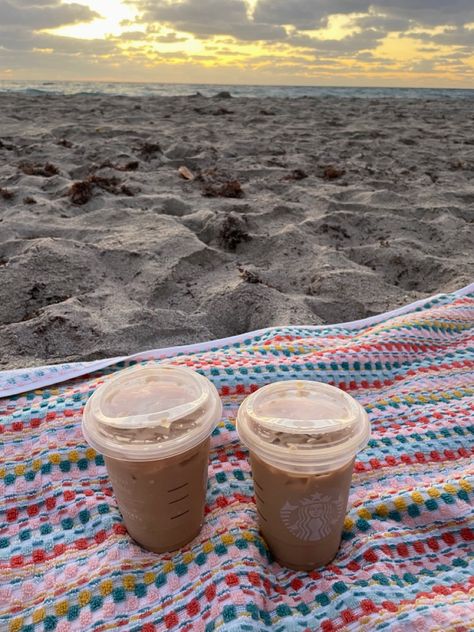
[280, 493, 345, 541]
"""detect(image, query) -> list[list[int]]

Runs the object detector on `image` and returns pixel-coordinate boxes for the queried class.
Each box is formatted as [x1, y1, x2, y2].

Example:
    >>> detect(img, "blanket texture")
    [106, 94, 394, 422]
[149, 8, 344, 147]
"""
[1, 287, 473, 631]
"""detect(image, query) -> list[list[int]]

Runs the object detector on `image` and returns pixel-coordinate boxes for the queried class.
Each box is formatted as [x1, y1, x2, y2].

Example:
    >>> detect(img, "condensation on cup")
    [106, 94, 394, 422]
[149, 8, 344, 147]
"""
[237, 380, 370, 571]
[82, 364, 222, 553]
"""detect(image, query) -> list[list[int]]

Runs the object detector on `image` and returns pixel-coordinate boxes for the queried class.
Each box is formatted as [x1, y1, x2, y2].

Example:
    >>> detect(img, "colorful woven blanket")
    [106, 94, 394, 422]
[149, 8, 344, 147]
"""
[1, 286, 473, 632]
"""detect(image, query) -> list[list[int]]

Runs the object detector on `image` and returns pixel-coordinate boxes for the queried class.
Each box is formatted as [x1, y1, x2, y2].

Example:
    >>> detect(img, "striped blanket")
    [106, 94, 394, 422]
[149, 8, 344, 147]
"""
[1, 285, 473, 631]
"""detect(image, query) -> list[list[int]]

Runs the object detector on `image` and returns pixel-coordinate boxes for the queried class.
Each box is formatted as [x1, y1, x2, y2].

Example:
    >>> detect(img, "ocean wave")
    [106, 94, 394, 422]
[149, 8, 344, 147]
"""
[0, 81, 473, 100]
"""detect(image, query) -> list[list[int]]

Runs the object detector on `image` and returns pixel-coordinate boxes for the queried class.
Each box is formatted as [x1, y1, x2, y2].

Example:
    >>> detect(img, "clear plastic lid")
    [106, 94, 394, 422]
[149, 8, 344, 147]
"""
[82, 365, 222, 461]
[236, 380, 370, 473]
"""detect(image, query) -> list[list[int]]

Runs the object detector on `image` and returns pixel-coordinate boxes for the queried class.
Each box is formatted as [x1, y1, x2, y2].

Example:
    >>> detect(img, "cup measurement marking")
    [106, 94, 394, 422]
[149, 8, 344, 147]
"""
[168, 481, 191, 519]
[171, 509, 190, 520]
[168, 482, 189, 493]
[254, 479, 264, 492]
[257, 507, 268, 522]
[168, 494, 190, 505]
[253, 478, 266, 506]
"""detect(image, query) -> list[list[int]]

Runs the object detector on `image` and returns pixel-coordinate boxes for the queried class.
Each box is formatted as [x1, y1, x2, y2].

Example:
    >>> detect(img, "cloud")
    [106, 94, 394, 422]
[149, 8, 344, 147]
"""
[117, 30, 147, 40]
[255, 0, 474, 28]
[350, 14, 410, 32]
[0, 0, 110, 70]
[409, 25, 474, 48]
[372, 1, 474, 25]
[152, 31, 189, 43]
[131, 0, 474, 53]
[116, 29, 189, 43]
[8, 0, 64, 6]
[134, 0, 286, 40]
[0, 26, 115, 53]
[355, 51, 393, 63]
[0, 0, 99, 28]
[289, 29, 386, 55]
[0, 0, 114, 69]
[253, 0, 367, 29]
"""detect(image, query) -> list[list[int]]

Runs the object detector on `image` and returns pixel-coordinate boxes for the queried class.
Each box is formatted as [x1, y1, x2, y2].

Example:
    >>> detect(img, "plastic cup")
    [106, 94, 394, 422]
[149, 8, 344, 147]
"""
[82, 365, 222, 553]
[236, 380, 370, 570]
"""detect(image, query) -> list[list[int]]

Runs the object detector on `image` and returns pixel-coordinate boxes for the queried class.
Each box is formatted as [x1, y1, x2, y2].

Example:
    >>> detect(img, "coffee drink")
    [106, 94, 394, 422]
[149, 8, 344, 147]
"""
[236, 380, 370, 570]
[82, 365, 222, 552]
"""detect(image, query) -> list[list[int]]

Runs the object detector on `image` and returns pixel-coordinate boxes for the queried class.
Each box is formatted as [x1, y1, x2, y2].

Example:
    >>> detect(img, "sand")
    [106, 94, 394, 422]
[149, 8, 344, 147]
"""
[0, 93, 473, 369]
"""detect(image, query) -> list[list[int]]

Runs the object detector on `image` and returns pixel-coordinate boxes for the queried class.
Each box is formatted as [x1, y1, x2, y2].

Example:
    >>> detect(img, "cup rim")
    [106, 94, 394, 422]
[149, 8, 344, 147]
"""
[82, 365, 222, 461]
[236, 380, 370, 473]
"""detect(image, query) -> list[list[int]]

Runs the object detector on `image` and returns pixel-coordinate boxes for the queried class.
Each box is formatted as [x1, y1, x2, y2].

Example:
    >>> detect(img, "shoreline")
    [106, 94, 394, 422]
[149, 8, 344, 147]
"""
[1, 82, 474, 100]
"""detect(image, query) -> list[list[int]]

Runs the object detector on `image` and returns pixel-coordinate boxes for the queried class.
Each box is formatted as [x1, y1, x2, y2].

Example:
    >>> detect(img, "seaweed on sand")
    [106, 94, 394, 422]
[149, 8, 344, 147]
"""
[322, 165, 345, 180]
[98, 159, 139, 172]
[0, 187, 14, 200]
[203, 179, 243, 198]
[139, 142, 162, 160]
[68, 180, 93, 205]
[197, 169, 244, 198]
[219, 214, 251, 251]
[68, 174, 135, 205]
[238, 267, 261, 283]
[19, 162, 59, 177]
[283, 169, 308, 181]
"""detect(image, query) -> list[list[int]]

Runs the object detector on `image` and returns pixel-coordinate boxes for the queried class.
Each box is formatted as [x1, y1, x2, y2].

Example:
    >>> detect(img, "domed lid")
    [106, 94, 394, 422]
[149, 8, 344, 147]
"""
[82, 365, 222, 461]
[237, 380, 370, 473]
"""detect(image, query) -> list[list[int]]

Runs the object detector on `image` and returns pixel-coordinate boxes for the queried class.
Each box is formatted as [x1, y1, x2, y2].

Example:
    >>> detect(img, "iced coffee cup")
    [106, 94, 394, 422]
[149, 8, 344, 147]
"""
[237, 380, 370, 571]
[82, 365, 222, 553]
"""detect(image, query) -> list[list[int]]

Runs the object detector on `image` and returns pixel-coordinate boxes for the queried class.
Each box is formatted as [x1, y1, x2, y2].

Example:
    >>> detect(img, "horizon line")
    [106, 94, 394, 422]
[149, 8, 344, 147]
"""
[1, 79, 474, 91]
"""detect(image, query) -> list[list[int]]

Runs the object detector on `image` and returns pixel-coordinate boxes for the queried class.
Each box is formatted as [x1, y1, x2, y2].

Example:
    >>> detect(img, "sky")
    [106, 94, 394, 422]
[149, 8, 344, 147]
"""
[0, 0, 473, 87]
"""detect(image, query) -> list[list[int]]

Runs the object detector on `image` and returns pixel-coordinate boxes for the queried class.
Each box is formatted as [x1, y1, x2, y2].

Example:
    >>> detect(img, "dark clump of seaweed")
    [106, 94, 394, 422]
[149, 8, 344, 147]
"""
[197, 169, 244, 198]
[120, 184, 134, 196]
[238, 266, 261, 284]
[139, 142, 162, 160]
[322, 165, 345, 180]
[319, 222, 350, 240]
[122, 160, 139, 171]
[283, 168, 308, 181]
[88, 174, 121, 193]
[0, 187, 14, 200]
[19, 162, 59, 177]
[218, 214, 251, 251]
[98, 159, 139, 172]
[203, 179, 243, 198]
[68, 173, 135, 205]
[57, 138, 73, 148]
[68, 180, 93, 205]
[0, 139, 15, 150]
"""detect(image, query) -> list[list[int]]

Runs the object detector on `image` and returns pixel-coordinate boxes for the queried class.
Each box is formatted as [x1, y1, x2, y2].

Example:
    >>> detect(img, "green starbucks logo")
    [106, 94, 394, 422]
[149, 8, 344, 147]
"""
[280, 493, 345, 541]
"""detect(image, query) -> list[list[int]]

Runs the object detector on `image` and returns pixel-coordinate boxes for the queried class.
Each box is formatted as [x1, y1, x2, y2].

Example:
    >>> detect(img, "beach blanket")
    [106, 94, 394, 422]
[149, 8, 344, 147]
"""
[1, 285, 473, 632]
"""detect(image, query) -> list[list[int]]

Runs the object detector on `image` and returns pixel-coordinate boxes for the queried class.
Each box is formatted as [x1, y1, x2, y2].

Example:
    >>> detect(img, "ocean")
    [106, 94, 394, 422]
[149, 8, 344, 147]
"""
[0, 80, 473, 100]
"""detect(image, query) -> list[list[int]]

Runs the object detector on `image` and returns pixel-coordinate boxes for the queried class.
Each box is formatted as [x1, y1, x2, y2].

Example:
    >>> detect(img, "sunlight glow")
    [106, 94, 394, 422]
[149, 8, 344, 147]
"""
[303, 14, 362, 41]
[45, 0, 136, 39]
[32, 1, 474, 87]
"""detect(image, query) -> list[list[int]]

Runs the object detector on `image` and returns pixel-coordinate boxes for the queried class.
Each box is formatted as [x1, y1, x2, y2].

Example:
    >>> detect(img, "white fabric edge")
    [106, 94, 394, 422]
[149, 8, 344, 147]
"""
[1, 282, 473, 398]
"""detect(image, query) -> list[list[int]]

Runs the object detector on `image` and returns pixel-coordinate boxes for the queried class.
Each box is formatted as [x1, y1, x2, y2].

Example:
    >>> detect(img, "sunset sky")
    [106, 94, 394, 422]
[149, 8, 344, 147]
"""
[0, 0, 473, 87]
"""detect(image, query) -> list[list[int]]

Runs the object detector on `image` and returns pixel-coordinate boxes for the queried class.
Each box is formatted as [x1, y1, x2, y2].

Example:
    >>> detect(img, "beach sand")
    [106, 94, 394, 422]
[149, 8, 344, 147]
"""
[0, 93, 472, 369]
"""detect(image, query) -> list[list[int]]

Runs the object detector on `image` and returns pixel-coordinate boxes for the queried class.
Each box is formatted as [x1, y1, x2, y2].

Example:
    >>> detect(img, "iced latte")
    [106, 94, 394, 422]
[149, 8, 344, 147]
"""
[82, 364, 222, 553]
[237, 381, 370, 570]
